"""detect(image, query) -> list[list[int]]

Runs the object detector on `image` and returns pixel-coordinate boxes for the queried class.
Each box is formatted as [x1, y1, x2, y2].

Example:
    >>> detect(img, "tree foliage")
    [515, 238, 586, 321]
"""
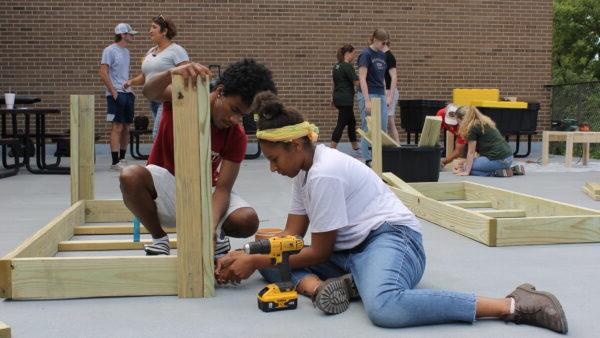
[553, 0, 600, 83]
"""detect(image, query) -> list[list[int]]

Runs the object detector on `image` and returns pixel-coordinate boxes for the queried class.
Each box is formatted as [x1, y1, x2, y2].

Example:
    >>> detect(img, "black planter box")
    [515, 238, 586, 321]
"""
[382, 145, 441, 182]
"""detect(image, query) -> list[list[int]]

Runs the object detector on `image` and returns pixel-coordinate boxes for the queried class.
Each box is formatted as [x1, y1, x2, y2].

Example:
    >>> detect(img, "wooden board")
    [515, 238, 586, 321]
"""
[390, 186, 495, 245]
[9, 256, 176, 299]
[365, 116, 400, 147]
[417, 116, 442, 147]
[464, 182, 600, 217]
[58, 239, 178, 251]
[85, 200, 133, 223]
[74, 224, 176, 235]
[583, 186, 600, 201]
[172, 75, 214, 298]
[380, 172, 424, 197]
[496, 216, 600, 246]
[479, 209, 526, 218]
[409, 182, 465, 200]
[370, 97, 382, 175]
[446, 200, 493, 208]
[0, 321, 9, 338]
[70, 95, 95, 204]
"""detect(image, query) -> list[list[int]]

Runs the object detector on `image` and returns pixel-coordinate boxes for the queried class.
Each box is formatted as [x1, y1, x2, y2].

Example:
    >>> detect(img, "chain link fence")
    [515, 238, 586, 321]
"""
[547, 81, 600, 158]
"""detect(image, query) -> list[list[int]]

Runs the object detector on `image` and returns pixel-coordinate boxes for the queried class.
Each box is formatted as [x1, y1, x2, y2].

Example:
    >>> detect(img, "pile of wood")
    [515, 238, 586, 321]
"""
[583, 182, 600, 201]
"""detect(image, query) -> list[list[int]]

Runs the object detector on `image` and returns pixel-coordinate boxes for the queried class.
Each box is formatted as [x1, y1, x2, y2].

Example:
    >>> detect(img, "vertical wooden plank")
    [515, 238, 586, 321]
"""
[0, 321, 10, 338]
[541, 131, 549, 165]
[172, 75, 214, 298]
[445, 130, 455, 158]
[70, 95, 95, 204]
[371, 97, 382, 175]
[417, 116, 442, 147]
[565, 132, 573, 167]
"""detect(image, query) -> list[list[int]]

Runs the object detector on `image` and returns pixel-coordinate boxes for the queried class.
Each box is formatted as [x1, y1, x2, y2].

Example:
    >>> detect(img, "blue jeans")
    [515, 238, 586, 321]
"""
[470, 155, 513, 176]
[149, 101, 163, 139]
[259, 223, 476, 328]
[357, 92, 388, 161]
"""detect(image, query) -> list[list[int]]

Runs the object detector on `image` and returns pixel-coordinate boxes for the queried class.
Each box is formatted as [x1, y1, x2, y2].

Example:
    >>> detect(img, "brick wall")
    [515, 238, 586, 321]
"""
[0, 0, 553, 144]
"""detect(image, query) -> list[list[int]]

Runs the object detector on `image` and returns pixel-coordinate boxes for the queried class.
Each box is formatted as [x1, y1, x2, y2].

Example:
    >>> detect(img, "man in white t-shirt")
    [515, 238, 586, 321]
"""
[99, 23, 138, 171]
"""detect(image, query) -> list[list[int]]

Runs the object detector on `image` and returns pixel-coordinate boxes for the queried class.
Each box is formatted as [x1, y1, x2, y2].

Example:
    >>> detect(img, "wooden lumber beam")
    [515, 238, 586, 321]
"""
[74, 224, 176, 235]
[478, 209, 526, 218]
[0, 322, 10, 338]
[8, 256, 176, 299]
[417, 116, 442, 147]
[371, 97, 383, 175]
[70, 95, 95, 204]
[58, 239, 178, 251]
[381, 172, 424, 197]
[445, 130, 455, 158]
[496, 216, 600, 246]
[464, 182, 600, 217]
[2, 201, 84, 260]
[583, 186, 600, 201]
[409, 181, 465, 200]
[172, 74, 214, 298]
[390, 186, 495, 245]
[365, 116, 400, 147]
[357, 129, 372, 145]
[446, 200, 493, 208]
[85, 199, 133, 223]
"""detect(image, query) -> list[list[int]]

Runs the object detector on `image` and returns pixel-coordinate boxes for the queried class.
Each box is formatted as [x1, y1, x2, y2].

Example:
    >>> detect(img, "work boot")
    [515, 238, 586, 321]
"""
[511, 164, 525, 175]
[312, 274, 359, 315]
[493, 168, 513, 177]
[502, 283, 568, 334]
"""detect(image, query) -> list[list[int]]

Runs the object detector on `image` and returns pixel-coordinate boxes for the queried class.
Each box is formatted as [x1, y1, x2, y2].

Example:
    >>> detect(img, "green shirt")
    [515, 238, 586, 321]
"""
[332, 62, 358, 106]
[467, 124, 512, 160]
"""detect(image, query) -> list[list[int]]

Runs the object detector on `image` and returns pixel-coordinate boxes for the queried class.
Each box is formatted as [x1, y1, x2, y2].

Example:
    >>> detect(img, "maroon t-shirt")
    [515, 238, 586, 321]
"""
[147, 102, 247, 185]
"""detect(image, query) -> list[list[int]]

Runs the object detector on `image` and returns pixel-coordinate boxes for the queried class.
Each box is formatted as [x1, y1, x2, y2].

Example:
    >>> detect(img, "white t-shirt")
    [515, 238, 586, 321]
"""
[141, 43, 189, 81]
[290, 144, 420, 251]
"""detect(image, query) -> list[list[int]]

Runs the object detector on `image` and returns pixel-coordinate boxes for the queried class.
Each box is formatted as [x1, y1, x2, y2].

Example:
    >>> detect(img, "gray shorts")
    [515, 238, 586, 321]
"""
[146, 164, 250, 231]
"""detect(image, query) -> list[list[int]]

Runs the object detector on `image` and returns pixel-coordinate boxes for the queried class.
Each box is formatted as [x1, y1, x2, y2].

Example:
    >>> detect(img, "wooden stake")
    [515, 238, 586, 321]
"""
[371, 97, 382, 175]
[418, 116, 442, 147]
[70, 95, 95, 204]
[0, 321, 10, 338]
[172, 75, 214, 298]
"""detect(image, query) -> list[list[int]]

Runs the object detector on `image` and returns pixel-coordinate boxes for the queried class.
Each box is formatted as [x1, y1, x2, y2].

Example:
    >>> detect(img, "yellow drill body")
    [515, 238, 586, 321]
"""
[244, 235, 304, 312]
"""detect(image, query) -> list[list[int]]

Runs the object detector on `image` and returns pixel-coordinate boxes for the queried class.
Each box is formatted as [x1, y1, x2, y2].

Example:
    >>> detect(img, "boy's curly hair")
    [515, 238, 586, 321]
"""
[216, 59, 277, 106]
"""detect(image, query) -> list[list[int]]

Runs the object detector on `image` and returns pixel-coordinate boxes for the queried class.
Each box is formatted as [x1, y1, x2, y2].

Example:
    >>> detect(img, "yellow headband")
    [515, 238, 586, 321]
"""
[256, 121, 319, 143]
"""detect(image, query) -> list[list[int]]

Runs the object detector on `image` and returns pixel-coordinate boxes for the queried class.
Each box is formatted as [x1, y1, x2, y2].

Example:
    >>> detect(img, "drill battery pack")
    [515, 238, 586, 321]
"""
[257, 283, 298, 312]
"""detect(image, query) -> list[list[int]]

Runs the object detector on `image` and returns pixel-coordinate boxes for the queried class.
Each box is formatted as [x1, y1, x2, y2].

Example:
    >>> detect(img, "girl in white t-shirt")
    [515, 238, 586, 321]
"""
[216, 92, 567, 334]
[124, 15, 189, 139]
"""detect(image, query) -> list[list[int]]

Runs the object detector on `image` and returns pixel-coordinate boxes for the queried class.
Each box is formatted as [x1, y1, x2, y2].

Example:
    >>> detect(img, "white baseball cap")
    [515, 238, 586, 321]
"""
[444, 104, 459, 125]
[114, 23, 138, 35]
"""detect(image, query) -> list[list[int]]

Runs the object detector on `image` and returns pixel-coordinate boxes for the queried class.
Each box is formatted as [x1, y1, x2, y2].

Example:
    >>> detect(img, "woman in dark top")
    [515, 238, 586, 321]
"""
[330, 44, 359, 151]
[454, 106, 524, 177]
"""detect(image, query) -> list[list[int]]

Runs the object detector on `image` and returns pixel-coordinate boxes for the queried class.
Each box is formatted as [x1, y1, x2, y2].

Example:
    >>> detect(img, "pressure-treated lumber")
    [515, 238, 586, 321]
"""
[418, 115, 442, 147]
[496, 216, 600, 246]
[70, 95, 95, 204]
[446, 200, 494, 208]
[390, 186, 495, 245]
[445, 130, 455, 158]
[583, 182, 600, 201]
[479, 209, 526, 218]
[9, 256, 176, 299]
[74, 224, 176, 235]
[464, 182, 600, 217]
[172, 74, 214, 298]
[0, 322, 10, 338]
[380, 172, 424, 197]
[84, 200, 133, 223]
[541, 131, 600, 167]
[365, 116, 400, 147]
[409, 181, 465, 200]
[58, 239, 178, 251]
[370, 97, 383, 175]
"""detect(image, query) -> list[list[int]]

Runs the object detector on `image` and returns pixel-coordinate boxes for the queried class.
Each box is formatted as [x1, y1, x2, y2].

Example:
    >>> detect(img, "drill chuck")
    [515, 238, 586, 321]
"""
[244, 239, 271, 255]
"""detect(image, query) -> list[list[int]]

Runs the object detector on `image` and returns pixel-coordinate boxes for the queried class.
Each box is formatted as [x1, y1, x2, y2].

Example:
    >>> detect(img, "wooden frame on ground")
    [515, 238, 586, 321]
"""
[365, 113, 600, 246]
[0, 76, 214, 300]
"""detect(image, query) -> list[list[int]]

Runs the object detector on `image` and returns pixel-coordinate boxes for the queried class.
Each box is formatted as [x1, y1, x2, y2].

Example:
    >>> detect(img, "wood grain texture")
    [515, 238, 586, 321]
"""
[172, 75, 214, 298]
[70, 95, 95, 204]
[85, 200, 133, 223]
[0, 321, 10, 338]
[496, 216, 600, 246]
[371, 97, 382, 175]
[417, 115, 442, 147]
[58, 239, 178, 251]
[9, 256, 176, 299]
[74, 224, 176, 235]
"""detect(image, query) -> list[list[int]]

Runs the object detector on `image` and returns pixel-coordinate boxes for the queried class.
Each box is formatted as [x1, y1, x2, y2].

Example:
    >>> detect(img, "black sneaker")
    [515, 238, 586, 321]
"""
[493, 168, 514, 177]
[312, 274, 359, 315]
[144, 241, 170, 255]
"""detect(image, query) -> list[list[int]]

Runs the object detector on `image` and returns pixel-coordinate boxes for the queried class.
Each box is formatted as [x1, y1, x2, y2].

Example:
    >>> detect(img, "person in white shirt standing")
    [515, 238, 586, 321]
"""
[99, 23, 138, 171]
[215, 91, 568, 335]
[124, 15, 189, 139]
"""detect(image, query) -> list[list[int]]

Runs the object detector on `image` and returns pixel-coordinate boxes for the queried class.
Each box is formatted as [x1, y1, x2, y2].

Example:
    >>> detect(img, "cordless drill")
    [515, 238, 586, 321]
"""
[244, 235, 304, 312]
